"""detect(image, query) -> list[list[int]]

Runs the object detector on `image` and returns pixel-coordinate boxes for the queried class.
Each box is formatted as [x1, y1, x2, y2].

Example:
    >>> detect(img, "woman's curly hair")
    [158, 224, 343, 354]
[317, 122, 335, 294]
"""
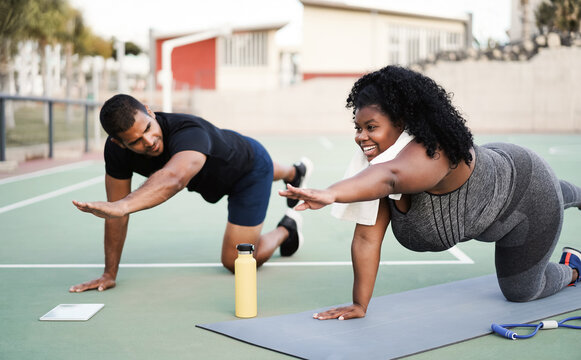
[346, 65, 473, 166]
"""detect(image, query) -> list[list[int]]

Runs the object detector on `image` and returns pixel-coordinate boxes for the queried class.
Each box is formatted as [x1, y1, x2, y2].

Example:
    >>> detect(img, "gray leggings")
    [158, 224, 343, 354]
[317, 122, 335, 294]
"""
[389, 142, 581, 302]
[488, 143, 581, 301]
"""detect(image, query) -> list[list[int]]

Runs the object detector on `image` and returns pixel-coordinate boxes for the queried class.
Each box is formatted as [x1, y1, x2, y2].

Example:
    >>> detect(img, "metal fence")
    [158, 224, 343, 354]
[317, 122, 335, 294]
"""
[0, 93, 101, 162]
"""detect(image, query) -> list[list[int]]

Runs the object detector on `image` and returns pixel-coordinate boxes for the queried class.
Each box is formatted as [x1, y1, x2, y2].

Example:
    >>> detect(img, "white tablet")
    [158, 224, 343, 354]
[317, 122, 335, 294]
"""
[39, 304, 105, 321]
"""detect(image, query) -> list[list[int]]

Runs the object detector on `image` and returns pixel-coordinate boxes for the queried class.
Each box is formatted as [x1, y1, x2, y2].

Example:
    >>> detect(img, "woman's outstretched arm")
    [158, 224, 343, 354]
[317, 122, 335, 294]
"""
[279, 142, 451, 210]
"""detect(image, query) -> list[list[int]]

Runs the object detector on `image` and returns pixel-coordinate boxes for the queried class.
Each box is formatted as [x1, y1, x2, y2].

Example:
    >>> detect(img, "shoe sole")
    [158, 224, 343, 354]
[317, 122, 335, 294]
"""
[563, 247, 581, 259]
[284, 209, 303, 254]
[286, 157, 314, 208]
[298, 157, 314, 190]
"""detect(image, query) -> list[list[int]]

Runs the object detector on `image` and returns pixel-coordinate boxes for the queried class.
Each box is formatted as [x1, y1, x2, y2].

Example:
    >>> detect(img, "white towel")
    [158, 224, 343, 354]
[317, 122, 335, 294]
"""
[331, 131, 415, 226]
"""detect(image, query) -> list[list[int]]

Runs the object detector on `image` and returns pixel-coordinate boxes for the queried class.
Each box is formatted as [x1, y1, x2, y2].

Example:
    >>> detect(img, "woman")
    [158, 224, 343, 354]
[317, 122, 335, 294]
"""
[279, 65, 581, 321]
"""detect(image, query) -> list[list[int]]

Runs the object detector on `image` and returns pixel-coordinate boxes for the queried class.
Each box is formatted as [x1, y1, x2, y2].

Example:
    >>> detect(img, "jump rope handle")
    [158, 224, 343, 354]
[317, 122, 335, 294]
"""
[491, 323, 516, 340]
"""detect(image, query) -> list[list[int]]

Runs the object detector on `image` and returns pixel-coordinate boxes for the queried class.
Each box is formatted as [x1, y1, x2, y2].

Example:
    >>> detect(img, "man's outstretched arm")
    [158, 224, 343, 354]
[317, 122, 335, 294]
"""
[70, 174, 131, 292]
[72, 151, 206, 218]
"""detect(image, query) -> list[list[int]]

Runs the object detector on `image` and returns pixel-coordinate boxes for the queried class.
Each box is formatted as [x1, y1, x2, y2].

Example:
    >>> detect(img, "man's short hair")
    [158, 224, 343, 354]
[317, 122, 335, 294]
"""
[100, 94, 148, 138]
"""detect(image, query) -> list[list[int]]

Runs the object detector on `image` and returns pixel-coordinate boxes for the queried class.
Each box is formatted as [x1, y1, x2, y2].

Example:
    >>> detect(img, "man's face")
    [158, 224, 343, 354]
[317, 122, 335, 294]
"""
[114, 107, 164, 157]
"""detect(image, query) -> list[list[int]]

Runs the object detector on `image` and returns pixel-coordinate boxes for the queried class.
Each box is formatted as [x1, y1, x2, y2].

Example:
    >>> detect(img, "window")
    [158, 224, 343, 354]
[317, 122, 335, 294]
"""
[407, 28, 420, 64]
[387, 25, 401, 64]
[427, 30, 440, 57]
[222, 31, 268, 66]
[387, 23, 464, 66]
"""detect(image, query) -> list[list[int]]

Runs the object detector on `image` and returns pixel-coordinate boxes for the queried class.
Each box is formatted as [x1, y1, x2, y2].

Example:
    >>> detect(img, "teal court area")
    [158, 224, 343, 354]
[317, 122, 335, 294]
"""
[1, 133, 581, 359]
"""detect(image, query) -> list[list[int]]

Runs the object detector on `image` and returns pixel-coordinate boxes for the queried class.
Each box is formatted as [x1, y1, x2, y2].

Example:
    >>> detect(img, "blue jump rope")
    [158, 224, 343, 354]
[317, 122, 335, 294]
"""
[491, 316, 581, 340]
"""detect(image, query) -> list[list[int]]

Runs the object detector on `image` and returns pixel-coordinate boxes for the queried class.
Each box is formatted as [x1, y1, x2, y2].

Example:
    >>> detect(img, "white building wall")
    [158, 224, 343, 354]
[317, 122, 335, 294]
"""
[302, 6, 378, 73]
[216, 30, 280, 90]
[425, 47, 581, 132]
[301, 5, 468, 75]
[188, 48, 581, 136]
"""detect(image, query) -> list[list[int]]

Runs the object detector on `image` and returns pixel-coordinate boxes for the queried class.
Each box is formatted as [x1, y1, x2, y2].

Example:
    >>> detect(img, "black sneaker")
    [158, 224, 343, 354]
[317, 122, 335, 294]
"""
[284, 157, 313, 208]
[278, 210, 303, 257]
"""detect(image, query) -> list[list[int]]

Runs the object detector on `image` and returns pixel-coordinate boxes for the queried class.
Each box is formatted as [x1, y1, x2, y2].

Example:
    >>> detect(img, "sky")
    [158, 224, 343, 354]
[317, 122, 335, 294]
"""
[69, 0, 512, 49]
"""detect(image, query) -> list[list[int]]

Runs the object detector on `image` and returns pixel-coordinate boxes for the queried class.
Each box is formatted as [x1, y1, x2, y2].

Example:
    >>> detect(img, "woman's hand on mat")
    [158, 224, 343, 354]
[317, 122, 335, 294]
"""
[69, 274, 116, 293]
[72, 200, 127, 219]
[278, 184, 335, 211]
[312, 304, 366, 321]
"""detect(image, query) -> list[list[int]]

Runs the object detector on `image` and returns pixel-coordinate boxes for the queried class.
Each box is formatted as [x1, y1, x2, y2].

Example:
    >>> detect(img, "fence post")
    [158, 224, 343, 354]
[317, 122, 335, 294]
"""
[48, 101, 54, 158]
[0, 97, 5, 161]
[84, 104, 89, 153]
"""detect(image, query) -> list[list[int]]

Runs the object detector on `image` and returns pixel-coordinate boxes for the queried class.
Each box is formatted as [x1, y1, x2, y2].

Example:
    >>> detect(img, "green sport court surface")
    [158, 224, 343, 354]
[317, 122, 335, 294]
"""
[1, 133, 581, 359]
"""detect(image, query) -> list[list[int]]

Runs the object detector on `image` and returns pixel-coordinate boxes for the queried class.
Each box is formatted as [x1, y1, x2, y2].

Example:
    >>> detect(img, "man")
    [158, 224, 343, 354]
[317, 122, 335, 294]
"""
[70, 94, 312, 292]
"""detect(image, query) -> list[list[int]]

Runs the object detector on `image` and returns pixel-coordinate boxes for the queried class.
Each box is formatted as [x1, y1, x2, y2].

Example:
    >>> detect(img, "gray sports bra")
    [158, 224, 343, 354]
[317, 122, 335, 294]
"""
[388, 144, 515, 252]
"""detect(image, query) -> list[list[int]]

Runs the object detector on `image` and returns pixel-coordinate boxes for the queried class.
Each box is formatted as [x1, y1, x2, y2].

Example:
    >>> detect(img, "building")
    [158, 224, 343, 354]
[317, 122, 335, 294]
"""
[153, 1, 473, 91]
[154, 22, 287, 91]
[509, 0, 544, 42]
[299, 0, 473, 80]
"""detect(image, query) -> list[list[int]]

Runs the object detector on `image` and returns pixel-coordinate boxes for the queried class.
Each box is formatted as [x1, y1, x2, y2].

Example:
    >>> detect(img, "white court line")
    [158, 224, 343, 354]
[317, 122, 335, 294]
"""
[0, 158, 474, 267]
[0, 160, 97, 185]
[318, 136, 334, 150]
[0, 247, 473, 268]
[0, 176, 103, 215]
[446, 246, 474, 264]
[548, 145, 581, 155]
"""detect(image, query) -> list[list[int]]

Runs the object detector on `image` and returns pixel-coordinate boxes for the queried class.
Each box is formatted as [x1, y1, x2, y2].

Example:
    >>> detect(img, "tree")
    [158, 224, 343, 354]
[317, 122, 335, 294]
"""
[26, 0, 71, 99]
[74, 19, 114, 59]
[0, 0, 115, 130]
[1, 0, 114, 93]
[536, 1, 557, 34]
[555, 0, 581, 32]
[0, 0, 37, 128]
[535, 0, 581, 34]
[112, 40, 142, 59]
[0, 0, 35, 93]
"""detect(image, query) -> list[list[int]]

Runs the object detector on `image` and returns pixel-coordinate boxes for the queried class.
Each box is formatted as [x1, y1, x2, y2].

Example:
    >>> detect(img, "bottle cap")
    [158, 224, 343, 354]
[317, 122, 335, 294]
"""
[236, 243, 254, 252]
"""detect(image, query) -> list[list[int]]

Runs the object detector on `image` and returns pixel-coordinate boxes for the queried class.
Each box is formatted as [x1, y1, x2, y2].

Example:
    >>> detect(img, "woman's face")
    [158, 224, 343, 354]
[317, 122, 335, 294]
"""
[354, 105, 403, 162]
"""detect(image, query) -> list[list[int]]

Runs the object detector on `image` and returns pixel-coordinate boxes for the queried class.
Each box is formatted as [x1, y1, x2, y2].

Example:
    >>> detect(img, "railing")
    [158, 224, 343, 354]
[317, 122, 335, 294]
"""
[0, 93, 101, 161]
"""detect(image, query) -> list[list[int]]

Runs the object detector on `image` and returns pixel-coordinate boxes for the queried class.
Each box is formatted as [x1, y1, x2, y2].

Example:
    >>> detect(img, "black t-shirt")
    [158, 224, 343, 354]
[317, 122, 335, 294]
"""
[104, 112, 254, 203]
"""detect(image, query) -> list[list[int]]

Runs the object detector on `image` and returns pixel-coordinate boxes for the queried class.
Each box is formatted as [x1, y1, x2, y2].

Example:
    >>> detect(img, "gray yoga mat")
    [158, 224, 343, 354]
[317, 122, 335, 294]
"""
[197, 274, 581, 359]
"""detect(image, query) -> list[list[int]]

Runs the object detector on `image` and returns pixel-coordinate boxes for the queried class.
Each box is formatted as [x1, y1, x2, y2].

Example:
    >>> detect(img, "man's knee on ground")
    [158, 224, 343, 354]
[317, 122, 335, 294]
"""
[222, 257, 235, 274]
[222, 255, 263, 273]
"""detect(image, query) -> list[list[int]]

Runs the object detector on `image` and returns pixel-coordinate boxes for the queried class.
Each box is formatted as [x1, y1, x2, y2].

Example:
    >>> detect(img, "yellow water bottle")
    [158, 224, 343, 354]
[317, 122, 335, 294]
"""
[235, 243, 257, 318]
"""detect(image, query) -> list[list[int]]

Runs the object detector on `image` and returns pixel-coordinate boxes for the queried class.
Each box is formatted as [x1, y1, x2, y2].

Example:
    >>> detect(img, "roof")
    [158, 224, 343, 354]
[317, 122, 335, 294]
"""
[299, 0, 470, 23]
[154, 21, 289, 40]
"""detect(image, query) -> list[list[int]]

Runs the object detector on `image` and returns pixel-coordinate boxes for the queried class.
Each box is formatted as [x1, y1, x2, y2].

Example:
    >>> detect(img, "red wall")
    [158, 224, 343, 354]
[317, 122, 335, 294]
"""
[156, 37, 217, 90]
[303, 72, 364, 81]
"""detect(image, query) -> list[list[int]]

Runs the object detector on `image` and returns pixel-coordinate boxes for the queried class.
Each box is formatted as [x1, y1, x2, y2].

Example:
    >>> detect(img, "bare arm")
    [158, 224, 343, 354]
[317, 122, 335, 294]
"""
[70, 175, 131, 292]
[102, 175, 131, 285]
[72, 151, 206, 218]
[70, 150, 206, 292]
[280, 142, 451, 210]
[314, 198, 390, 320]
[330, 143, 450, 203]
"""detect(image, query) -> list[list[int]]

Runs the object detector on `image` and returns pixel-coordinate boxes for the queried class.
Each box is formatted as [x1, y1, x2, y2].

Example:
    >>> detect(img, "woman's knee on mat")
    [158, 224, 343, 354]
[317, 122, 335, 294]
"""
[497, 273, 545, 302]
